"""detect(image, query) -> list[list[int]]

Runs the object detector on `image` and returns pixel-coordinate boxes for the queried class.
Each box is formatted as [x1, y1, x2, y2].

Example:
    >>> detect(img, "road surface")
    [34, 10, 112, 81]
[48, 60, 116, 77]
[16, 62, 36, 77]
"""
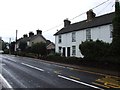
[0, 54, 120, 89]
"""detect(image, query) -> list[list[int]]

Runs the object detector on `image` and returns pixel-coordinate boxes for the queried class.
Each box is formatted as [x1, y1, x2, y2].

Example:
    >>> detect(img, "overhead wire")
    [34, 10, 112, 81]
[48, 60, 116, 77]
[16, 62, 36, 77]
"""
[43, 23, 63, 33]
[70, 0, 110, 20]
[97, 1, 113, 15]
[66, 1, 114, 37]
[43, 0, 110, 33]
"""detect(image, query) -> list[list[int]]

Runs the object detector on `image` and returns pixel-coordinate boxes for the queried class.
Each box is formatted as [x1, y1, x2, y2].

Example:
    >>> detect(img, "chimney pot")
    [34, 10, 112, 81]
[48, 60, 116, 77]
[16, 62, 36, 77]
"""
[64, 18, 71, 27]
[86, 9, 96, 21]
[29, 32, 34, 37]
[23, 34, 28, 38]
[37, 29, 42, 35]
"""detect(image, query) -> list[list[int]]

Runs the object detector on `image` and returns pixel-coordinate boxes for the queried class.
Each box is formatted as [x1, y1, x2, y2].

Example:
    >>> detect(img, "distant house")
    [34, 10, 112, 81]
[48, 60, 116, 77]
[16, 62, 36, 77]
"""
[16, 30, 55, 53]
[47, 42, 55, 54]
[54, 10, 114, 57]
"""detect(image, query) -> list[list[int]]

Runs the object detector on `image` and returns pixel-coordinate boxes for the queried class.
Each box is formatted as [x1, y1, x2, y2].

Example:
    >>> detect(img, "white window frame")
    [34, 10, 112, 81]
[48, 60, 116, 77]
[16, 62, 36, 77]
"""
[72, 46, 76, 56]
[72, 32, 76, 42]
[86, 29, 91, 41]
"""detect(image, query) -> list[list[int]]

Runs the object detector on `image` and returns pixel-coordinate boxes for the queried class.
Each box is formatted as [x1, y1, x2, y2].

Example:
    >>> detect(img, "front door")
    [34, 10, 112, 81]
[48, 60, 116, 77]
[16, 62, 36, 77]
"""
[67, 47, 70, 57]
[63, 47, 66, 57]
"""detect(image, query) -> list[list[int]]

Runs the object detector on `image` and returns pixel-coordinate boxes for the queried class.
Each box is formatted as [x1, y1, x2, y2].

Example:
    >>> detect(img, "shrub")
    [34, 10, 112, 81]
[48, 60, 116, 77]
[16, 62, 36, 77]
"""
[19, 41, 27, 51]
[46, 54, 83, 65]
[79, 40, 110, 60]
[31, 42, 47, 58]
[3, 49, 9, 54]
[111, 1, 120, 56]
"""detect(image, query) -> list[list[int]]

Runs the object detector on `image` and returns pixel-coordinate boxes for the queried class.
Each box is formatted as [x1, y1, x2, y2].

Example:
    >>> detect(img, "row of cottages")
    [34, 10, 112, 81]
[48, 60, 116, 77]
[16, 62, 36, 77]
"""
[16, 30, 55, 53]
[54, 10, 114, 57]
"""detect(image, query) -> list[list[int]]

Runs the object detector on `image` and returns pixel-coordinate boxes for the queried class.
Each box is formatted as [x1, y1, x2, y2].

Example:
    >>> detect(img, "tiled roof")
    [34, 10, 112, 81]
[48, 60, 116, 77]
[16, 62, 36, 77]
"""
[54, 12, 114, 35]
[16, 34, 54, 47]
[16, 34, 47, 43]
[29, 34, 47, 42]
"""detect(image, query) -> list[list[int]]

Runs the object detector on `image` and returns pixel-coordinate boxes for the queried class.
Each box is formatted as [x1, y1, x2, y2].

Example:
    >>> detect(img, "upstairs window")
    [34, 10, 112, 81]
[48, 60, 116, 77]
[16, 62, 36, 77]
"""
[110, 25, 113, 38]
[72, 32, 76, 42]
[58, 35, 62, 43]
[86, 29, 91, 41]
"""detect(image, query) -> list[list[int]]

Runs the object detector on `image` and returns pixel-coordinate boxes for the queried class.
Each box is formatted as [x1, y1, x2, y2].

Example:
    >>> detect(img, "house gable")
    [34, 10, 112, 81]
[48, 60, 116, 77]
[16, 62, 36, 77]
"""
[47, 42, 55, 50]
[29, 35, 47, 46]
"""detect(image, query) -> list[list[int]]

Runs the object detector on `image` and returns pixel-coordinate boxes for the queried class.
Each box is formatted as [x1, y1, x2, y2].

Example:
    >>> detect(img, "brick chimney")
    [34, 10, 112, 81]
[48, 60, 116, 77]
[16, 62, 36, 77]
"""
[64, 18, 71, 27]
[36, 29, 42, 35]
[86, 9, 96, 21]
[23, 34, 28, 38]
[29, 32, 34, 37]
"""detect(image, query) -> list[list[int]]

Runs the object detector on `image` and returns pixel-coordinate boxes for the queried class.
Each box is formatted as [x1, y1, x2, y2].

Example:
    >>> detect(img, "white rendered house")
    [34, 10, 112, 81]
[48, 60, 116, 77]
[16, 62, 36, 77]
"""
[54, 10, 114, 57]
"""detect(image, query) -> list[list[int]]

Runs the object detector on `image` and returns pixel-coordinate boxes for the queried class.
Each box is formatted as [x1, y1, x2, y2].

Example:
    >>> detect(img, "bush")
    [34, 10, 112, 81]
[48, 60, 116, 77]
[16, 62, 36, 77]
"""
[3, 49, 9, 54]
[19, 41, 27, 51]
[79, 40, 110, 60]
[46, 55, 83, 65]
[54, 53, 61, 56]
[31, 42, 47, 58]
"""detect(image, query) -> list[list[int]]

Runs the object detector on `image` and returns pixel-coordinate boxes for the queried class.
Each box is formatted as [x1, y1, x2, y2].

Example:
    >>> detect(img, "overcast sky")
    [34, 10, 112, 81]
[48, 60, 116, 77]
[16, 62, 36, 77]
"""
[0, 0, 115, 43]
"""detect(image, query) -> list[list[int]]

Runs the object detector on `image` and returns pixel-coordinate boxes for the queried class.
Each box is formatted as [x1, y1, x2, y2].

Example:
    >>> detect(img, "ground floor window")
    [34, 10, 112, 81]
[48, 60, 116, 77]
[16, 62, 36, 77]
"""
[72, 46, 76, 56]
[58, 47, 62, 54]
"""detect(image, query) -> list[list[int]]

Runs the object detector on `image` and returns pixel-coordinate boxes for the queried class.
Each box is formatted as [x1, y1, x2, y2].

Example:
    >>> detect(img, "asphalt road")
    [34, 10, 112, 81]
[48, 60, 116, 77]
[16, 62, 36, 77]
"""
[0, 54, 119, 89]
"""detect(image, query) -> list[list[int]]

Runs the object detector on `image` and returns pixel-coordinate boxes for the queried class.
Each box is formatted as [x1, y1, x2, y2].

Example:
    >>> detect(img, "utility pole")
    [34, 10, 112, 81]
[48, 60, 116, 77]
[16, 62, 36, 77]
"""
[15, 30, 18, 52]
[9, 38, 11, 54]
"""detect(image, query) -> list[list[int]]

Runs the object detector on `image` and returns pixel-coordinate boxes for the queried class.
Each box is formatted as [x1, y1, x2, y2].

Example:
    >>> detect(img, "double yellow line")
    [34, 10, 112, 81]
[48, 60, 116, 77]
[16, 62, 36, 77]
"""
[92, 76, 120, 88]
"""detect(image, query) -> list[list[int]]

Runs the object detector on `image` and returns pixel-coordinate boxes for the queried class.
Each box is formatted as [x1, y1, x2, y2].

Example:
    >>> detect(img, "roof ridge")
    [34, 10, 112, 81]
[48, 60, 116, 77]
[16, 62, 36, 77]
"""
[54, 12, 114, 35]
[95, 12, 114, 18]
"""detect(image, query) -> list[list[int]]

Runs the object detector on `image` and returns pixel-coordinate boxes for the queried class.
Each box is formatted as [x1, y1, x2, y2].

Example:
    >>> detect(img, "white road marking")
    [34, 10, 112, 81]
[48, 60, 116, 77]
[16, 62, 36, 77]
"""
[0, 74, 13, 89]
[10, 59, 17, 62]
[21, 63, 44, 72]
[9, 59, 17, 63]
[3, 58, 17, 63]
[58, 75, 104, 90]
[3, 68, 27, 88]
